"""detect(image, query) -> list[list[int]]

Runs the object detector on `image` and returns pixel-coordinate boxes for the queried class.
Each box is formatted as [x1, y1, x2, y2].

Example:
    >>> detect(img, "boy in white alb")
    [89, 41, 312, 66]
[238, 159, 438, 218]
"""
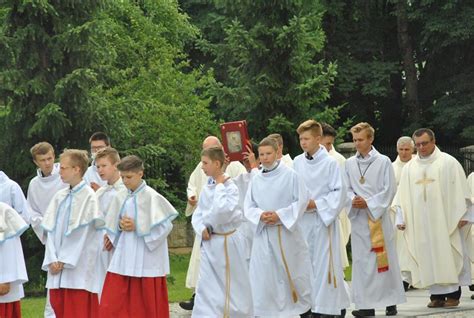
[27, 142, 67, 318]
[293, 120, 350, 317]
[93, 147, 126, 298]
[345, 123, 405, 317]
[244, 137, 312, 317]
[0, 202, 29, 318]
[191, 147, 253, 317]
[0, 170, 30, 224]
[41, 149, 104, 318]
[100, 155, 178, 318]
[27, 142, 68, 244]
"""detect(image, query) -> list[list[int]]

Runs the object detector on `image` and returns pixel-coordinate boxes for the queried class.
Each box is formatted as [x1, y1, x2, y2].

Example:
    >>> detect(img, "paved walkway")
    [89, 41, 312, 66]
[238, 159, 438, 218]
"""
[169, 286, 474, 317]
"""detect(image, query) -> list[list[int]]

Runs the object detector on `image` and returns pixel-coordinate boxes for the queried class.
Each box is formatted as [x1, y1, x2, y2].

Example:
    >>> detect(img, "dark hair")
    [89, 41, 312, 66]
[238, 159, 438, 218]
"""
[89, 132, 110, 146]
[117, 155, 144, 172]
[412, 128, 435, 141]
[321, 122, 337, 137]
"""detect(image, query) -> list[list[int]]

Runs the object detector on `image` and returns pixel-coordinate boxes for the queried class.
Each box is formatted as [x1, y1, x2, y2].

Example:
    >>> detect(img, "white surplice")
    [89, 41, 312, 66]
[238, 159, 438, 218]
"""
[27, 163, 68, 244]
[394, 147, 471, 294]
[0, 203, 28, 304]
[185, 161, 246, 289]
[281, 153, 294, 168]
[0, 171, 31, 224]
[84, 162, 107, 189]
[95, 178, 126, 297]
[329, 147, 351, 269]
[103, 181, 178, 278]
[191, 177, 253, 317]
[293, 146, 350, 315]
[244, 161, 312, 317]
[468, 172, 474, 281]
[391, 155, 413, 284]
[345, 148, 406, 309]
[41, 181, 104, 293]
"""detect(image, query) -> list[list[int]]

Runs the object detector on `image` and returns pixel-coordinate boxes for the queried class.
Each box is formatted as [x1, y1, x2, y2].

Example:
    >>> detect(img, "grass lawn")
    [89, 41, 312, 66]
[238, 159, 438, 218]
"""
[21, 253, 193, 316]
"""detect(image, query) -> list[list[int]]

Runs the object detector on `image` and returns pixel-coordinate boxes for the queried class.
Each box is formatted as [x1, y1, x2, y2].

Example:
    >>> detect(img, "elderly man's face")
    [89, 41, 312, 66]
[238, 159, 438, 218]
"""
[397, 143, 414, 162]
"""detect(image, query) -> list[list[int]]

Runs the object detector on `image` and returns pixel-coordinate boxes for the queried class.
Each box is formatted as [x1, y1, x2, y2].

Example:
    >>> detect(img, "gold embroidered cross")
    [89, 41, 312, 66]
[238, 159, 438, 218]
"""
[415, 172, 435, 202]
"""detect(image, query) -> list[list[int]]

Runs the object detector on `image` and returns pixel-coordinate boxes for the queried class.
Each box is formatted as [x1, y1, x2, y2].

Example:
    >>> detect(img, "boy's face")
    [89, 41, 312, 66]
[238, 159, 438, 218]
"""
[201, 155, 221, 177]
[258, 145, 277, 168]
[90, 140, 107, 158]
[59, 157, 81, 184]
[121, 170, 143, 191]
[96, 157, 118, 183]
[299, 130, 320, 154]
[352, 130, 373, 155]
[320, 135, 335, 152]
[34, 151, 55, 176]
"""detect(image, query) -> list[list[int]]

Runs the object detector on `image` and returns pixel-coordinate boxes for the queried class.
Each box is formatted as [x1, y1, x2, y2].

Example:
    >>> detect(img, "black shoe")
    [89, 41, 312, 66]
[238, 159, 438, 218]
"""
[351, 309, 375, 317]
[300, 309, 314, 318]
[469, 284, 474, 292]
[178, 293, 195, 311]
[403, 280, 410, 291]
[471, 294, 474, 300]
[340, 308, 346, 317]
[386, 305, 397, 316]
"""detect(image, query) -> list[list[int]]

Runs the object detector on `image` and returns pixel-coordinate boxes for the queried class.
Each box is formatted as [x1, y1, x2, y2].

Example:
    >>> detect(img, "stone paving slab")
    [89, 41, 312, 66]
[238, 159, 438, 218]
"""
[169, 286, 474, 317]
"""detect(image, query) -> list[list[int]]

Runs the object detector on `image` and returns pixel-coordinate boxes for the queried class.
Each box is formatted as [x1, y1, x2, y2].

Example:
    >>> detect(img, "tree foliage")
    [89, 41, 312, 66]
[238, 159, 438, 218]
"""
[181, 0, 338, 154]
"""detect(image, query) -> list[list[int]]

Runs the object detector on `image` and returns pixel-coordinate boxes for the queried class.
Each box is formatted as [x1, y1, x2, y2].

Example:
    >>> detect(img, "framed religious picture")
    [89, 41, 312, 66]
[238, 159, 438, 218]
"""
[220, 120, 250, 162]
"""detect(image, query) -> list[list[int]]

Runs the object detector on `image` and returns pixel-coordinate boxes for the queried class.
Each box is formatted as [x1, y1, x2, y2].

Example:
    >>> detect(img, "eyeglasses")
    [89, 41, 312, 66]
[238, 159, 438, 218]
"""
[91, 146, 107, 152]
[415, 141, 432, 148]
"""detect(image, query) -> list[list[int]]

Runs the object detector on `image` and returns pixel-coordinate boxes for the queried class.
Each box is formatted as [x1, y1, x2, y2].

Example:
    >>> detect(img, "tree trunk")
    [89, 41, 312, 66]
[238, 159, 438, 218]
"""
[396, 0, 420, 124]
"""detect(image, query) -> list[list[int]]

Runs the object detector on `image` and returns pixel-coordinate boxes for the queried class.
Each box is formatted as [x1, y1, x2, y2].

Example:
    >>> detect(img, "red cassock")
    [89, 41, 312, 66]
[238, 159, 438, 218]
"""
[99, 272, 169, 318]
[50, 288, 99, 318]
[0, 301, 21, 318]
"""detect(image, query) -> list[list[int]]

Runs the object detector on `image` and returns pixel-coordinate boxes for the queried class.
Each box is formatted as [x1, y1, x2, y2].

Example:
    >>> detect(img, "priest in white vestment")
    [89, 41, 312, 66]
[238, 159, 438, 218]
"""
[390, 136, 415, 290]
[345, 123, 405, 317]
[294, 120, 350, 316]
[181, 136, 246, 310]
[394, 128, 471, 308]
[467, 172, 474, 298]
[191, 147, 252, 317]
[245, 137, 312, 317]
[0, 202, 29, 317]
[321, 122, 351, 269]
[0, 171, 31, 224]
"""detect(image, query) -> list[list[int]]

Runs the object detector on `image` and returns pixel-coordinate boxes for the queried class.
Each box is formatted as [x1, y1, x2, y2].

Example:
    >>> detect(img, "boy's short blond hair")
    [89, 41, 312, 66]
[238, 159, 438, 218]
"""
[117, 155, 144, 172]
[60, 149, 89, 177]
[258, 137, 279, 151]
[95, 147, 121, 165]
[296, 119, 322, 137]
[30, 142, 55, 160]
[350, 122, 375, 138]
[201, 146, 225, 168]
[267, 133, 283, 147]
